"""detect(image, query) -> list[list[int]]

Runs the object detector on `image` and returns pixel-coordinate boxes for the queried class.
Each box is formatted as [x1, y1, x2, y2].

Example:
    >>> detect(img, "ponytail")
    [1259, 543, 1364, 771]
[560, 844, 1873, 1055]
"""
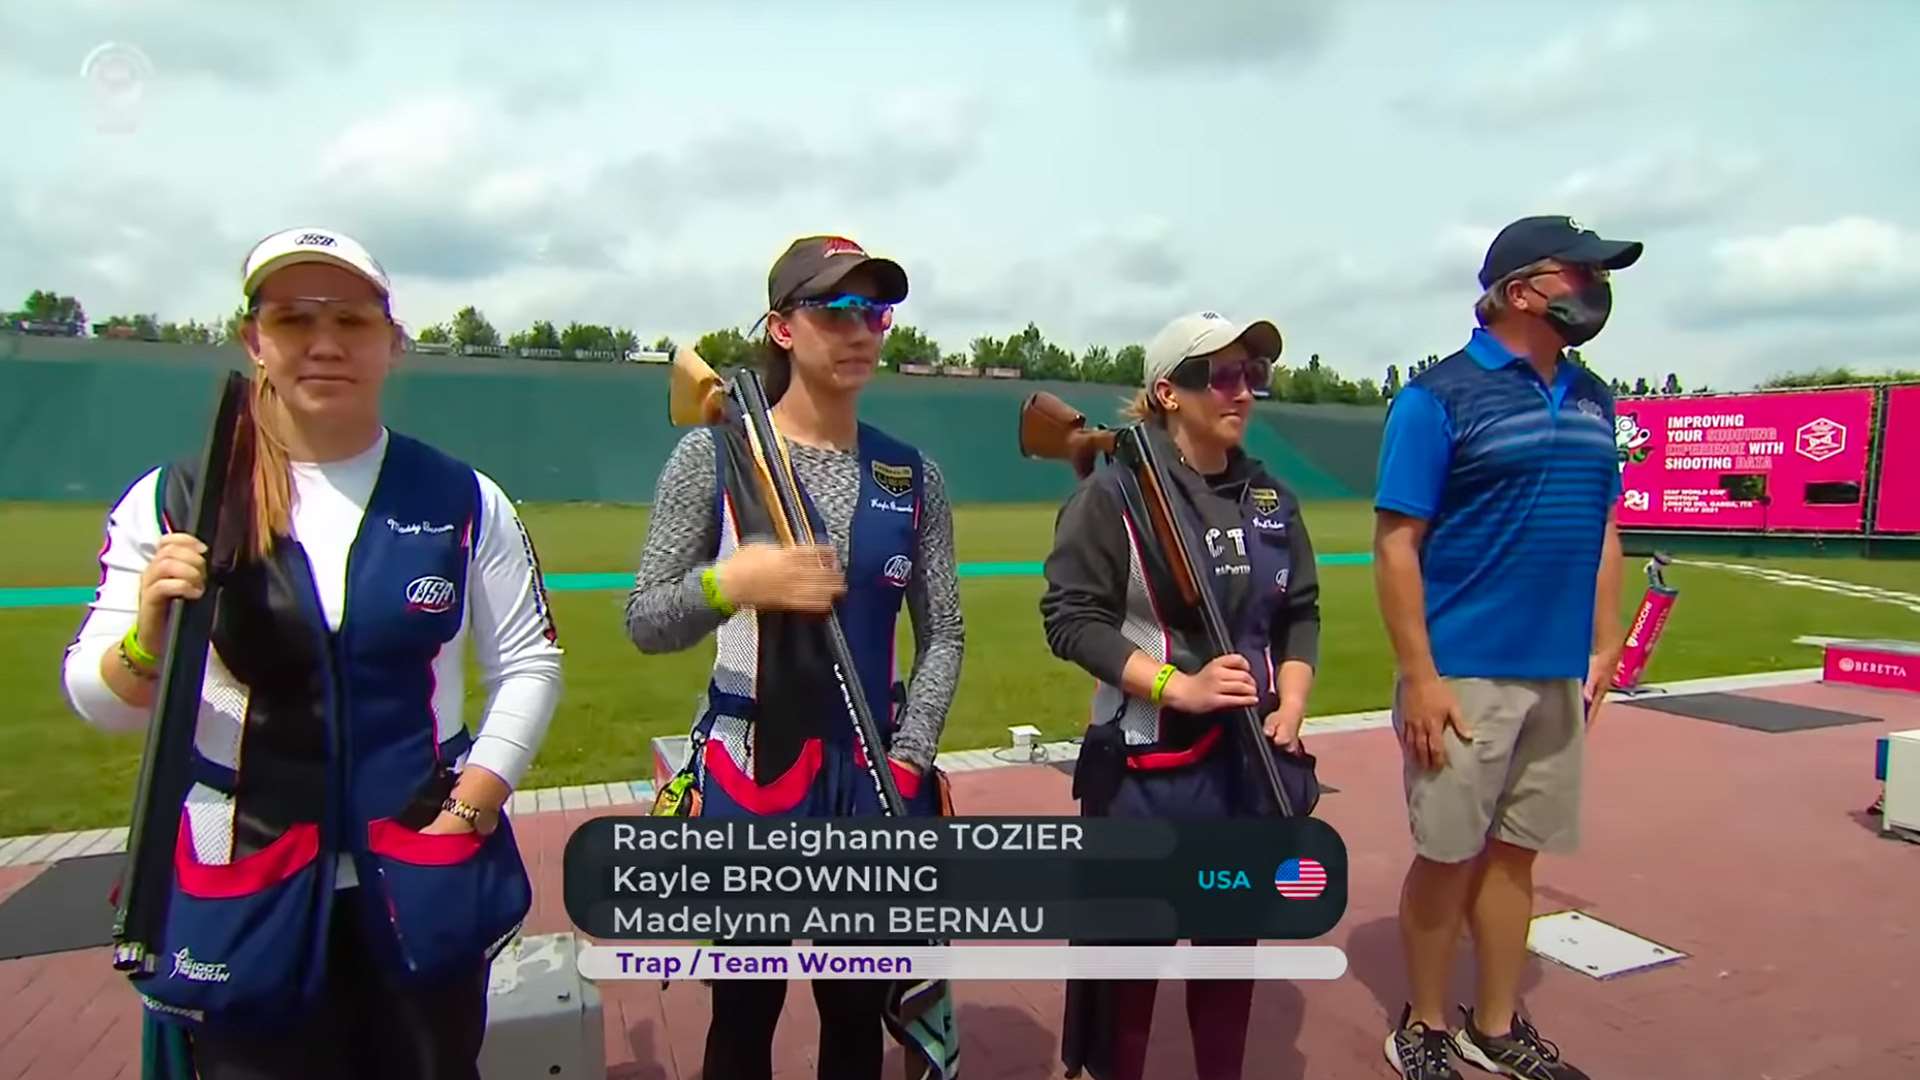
[759, 336, 793, 405]
[245, 368, 293, 561]
[1121, 387, 1169, 425]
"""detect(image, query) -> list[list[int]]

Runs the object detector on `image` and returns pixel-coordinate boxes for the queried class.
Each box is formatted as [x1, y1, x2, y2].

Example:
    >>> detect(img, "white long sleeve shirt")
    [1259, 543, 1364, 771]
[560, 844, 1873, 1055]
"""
[62, 430, 563, 882]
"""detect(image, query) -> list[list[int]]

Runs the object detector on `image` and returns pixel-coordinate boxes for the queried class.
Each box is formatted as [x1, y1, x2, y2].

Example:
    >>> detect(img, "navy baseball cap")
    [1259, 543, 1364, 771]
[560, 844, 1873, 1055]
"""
[1478, 215, 1644, 289]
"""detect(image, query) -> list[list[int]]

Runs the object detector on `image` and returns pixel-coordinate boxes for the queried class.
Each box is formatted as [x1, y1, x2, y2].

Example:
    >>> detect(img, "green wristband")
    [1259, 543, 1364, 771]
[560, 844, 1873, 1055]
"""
[123, 625, 159, 669]
[700, 567, 736, 616]
[1150, 663, 1177, 705]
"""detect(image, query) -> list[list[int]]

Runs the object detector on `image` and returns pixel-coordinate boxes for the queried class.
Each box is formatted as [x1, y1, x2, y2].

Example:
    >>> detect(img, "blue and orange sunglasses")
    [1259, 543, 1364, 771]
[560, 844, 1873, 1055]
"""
[785, 293, 894, 334]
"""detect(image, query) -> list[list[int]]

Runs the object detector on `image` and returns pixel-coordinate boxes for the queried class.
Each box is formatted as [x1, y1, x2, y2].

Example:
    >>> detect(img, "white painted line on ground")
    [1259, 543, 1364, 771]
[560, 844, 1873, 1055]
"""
[17, 832, 74, 865]
[535, 788, 561, 814]
[51, 828, 113, 862]
[1682, 560, 1920, 614]
[559, 786, 586, 812]
[606, 783, 637, 806]
[583, 784, 611, 809]
[0, 835, 40, 866]
[508, 791, 537, 816]
[78, 827, 128, 857]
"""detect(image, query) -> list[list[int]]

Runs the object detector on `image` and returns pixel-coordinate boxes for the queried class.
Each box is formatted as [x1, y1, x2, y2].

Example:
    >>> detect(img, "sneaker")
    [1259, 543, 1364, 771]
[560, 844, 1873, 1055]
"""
[1452, 1007, 1590, 1080]
[1384, 1004, 1463, 1079]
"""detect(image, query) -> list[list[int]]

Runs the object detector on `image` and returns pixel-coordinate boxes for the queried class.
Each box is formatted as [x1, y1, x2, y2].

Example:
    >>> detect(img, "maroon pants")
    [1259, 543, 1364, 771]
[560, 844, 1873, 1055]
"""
[1094, 754, 1258, 1079]
[1103, 960, 1255, 1080]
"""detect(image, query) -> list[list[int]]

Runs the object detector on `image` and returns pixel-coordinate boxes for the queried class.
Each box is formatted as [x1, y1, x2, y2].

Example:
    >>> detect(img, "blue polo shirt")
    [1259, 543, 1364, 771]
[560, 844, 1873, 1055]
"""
[1375, 329, 1621, 679]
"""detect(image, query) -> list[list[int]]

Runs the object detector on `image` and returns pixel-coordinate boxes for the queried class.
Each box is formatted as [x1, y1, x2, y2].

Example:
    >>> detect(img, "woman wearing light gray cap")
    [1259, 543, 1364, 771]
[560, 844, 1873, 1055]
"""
[1043, 311, 1323, 1080]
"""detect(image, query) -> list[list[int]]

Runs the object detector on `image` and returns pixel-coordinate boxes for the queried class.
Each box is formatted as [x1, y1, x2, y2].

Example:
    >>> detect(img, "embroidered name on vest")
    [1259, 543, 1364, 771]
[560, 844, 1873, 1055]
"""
[171, 947, 233, 983]
[387, 517, 456, 535]
[870, 461, 914, 497]
[406, 575, 457, 613]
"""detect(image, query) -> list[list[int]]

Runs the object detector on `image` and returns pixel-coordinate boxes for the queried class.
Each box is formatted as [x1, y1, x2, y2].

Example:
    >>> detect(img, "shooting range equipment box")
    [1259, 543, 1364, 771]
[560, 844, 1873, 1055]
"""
[478, 932, 605, 1079]
[1822, 639, 1920, 695]
[1880, 730, 1920, 844]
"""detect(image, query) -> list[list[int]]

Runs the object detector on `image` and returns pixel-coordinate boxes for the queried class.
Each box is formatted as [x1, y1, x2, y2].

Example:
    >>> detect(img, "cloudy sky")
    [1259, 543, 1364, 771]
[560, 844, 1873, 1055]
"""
[5, 0, 1919, 390]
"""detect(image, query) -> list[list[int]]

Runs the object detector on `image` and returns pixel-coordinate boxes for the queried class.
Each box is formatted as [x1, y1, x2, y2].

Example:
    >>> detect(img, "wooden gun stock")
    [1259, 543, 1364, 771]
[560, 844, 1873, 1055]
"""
[669, 346, 796, 545]
[668, 344, 729, 427]
[1017, 392, 1115, 479]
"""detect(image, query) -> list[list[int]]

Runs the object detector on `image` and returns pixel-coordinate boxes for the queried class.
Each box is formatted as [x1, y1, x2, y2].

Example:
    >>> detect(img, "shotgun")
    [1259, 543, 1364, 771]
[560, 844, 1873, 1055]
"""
[113, 369, 251, 976]
[670, 347, 958, 1079]
[1018, 391, 1296, 818]
[669, 346, 906, 816]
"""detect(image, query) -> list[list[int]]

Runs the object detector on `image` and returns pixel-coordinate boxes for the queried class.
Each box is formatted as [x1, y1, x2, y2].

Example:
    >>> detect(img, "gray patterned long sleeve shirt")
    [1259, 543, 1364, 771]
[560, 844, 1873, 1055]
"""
[624, 428, 964, 771]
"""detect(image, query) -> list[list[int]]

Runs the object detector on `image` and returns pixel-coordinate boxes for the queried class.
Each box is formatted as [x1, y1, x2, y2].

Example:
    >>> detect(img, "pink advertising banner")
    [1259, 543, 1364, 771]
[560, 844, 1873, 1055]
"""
[1613, 388, 1875, 531]
[1871, 385, 1920, 534]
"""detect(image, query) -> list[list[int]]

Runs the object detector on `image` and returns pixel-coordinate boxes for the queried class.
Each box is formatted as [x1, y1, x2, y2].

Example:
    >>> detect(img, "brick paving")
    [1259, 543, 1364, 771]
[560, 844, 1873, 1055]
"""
[3, 681, 1916, 1078]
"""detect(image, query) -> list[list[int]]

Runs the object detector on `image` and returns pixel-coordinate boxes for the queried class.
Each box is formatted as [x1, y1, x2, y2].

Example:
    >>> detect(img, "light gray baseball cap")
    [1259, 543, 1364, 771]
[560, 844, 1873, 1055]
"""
[1142, 311, 1282, 387]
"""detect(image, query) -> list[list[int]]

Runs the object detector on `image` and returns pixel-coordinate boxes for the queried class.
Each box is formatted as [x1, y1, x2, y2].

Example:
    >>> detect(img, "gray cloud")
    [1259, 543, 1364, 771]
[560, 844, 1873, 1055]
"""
[0, 173, 243, 319]
[1394, 7, 1654, 125]
[1679, 216, 1920, 329]
[1, 0, 368, 87]
[1550, 143, 1762, 232]
[1085, 0, 1338, 71]
[1737, 319, 1920, 381]
[310, 90, 989, 288]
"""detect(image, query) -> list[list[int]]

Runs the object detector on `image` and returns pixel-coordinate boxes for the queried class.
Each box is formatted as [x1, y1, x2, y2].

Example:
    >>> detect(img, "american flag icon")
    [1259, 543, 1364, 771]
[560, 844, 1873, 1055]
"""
[1274, 858, 1327, 899]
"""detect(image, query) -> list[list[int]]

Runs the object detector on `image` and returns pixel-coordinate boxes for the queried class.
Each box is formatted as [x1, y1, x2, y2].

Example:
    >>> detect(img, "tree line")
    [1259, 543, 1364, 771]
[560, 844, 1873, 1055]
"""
[10, 288, 1915, 394]
[688, 320, 1391, 403]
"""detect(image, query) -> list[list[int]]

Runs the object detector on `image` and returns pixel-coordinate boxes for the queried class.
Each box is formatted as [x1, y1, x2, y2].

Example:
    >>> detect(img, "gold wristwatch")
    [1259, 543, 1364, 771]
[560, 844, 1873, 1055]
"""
[441, 796, 484, 825]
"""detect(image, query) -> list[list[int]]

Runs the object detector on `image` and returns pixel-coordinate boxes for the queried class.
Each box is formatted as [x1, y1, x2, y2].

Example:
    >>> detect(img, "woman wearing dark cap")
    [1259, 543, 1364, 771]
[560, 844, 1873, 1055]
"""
[62, 227, 563, 1078]
[1043, 311, 1322, 1080]
[625, 235, 965, 1080]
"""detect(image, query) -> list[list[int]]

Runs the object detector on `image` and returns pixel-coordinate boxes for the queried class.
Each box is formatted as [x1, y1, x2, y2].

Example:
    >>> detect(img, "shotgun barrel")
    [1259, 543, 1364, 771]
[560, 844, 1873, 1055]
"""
[112, 370, 250, 975]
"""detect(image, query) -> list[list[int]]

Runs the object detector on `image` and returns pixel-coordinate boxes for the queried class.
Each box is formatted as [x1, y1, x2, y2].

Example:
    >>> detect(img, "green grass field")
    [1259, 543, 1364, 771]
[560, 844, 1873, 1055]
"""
[2, 499, 1915, 837]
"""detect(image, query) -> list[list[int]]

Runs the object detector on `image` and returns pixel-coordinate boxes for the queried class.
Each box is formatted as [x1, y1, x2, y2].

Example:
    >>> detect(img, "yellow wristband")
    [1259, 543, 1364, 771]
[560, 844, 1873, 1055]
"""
[122, 625, 159, 669]
[1150, 663, 1177, 705]
[700, 567, 735, 616]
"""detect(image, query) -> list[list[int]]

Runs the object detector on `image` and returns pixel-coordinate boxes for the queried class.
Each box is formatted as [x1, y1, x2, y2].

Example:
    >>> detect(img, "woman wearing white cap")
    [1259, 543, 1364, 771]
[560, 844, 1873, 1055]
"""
[61, 227, 563, 1078]
[1042, 311, 1322, 1080]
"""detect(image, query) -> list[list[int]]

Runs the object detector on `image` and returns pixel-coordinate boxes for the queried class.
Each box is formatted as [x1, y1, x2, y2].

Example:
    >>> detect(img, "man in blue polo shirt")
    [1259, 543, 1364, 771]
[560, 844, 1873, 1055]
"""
[1374, 216, 1640, 1080]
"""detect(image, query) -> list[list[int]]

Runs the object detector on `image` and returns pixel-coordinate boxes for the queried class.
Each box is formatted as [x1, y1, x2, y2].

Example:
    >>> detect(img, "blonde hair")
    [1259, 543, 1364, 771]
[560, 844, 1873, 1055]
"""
[244, 367, 294, 561]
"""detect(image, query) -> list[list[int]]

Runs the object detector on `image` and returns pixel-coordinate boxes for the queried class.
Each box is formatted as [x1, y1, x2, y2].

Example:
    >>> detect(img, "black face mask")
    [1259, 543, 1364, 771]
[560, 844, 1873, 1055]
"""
[1530, 278, 1613, 347]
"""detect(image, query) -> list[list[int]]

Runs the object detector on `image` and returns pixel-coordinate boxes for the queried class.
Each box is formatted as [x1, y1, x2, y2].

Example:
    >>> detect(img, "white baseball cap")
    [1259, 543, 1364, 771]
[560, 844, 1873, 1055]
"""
[241, 227, 391, 300]
[1142, 311, 1282, 388]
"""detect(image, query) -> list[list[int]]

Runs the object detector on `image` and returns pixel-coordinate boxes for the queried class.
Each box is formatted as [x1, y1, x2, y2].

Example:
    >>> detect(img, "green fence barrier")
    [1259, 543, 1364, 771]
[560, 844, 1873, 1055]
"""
[1, 338, 1385, 505]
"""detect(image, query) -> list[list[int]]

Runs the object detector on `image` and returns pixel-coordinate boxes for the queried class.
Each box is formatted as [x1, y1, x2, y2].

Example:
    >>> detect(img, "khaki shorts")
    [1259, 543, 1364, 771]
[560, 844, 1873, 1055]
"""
[1393, 677, 1584, 864]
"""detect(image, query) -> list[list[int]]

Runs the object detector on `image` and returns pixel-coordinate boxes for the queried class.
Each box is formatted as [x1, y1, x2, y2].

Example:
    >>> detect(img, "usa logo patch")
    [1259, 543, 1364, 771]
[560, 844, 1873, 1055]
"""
[882, 554, 913, 588]
[871, 461, 914, 498]
[405, 575, 457, 614]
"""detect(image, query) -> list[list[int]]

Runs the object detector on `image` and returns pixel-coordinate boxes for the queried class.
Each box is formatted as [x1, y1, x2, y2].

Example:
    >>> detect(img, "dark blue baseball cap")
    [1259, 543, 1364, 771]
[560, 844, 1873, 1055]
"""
[1478, 215, 1644, 288]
